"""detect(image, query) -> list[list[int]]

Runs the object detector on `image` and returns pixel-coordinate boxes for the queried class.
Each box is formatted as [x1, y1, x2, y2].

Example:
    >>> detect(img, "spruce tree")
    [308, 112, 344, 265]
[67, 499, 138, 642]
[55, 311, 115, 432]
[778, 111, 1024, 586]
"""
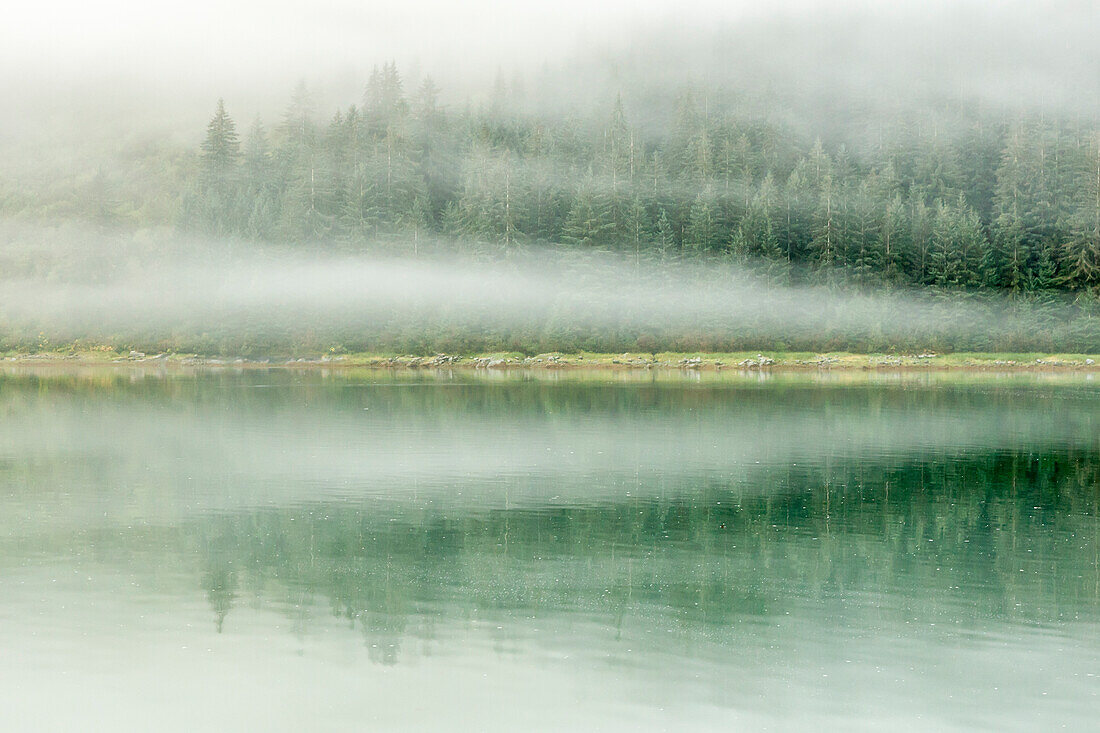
[200, 98, 241, 180]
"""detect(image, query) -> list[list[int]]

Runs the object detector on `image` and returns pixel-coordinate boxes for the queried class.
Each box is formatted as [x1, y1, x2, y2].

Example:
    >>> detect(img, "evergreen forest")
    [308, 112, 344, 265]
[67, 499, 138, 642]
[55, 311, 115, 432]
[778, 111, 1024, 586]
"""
[179, 65, 1100, 295]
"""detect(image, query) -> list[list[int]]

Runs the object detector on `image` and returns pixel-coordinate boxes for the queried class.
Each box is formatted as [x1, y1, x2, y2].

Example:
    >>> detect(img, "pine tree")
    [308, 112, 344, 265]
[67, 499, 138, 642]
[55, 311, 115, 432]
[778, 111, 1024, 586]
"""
[244, 118, 272, 184]
[365, 62, 408, 134]
[849, 179, 883, 287]
[188, 99, 243, 235]
[242, 118, 277, 238]
[277, 81, 316, 155]
[274, 82, 320, 239]
[986, 219, 1028, 292]
[931, 195, 985, 289]
[1062, 133, 1100, 290]
[623, 196, 652, 268]
[668, 91, 701, 180]
[908, 195, 934, 285]
[684, 187, 718, 254]
[781, 165, 811, 265]
[561, 181, 616, 248]
[654, 208, 678, 260]
[880, 194, 910, 284]
[809, 172, 841, 275]
[200, 99, 241, 181]
[740, 174, 781, 260]
[604, 93, 632, 195]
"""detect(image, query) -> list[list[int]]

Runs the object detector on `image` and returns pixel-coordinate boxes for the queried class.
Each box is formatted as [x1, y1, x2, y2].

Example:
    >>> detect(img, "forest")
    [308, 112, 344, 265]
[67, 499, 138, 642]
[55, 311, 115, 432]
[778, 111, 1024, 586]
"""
[176, 63, 1100, 294]
[5, 56, 1100, 355]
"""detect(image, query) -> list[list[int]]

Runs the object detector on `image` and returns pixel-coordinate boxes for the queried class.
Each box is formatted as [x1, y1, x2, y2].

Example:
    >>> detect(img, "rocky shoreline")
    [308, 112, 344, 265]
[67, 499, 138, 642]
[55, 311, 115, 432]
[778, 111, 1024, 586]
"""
[3, 351, 1100, 372]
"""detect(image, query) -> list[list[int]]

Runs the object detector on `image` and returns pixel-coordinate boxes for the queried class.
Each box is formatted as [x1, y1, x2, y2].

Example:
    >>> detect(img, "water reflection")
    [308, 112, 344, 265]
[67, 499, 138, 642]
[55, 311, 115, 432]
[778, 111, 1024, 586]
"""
[181, 450, 1099, 661]
[1, 369, 1098, 730]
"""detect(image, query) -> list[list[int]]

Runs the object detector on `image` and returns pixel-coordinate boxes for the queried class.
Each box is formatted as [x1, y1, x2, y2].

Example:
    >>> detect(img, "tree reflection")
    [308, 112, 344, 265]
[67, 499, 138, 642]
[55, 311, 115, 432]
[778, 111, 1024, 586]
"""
[189, 447, 1100, 662]
[200, 528, 240, 633]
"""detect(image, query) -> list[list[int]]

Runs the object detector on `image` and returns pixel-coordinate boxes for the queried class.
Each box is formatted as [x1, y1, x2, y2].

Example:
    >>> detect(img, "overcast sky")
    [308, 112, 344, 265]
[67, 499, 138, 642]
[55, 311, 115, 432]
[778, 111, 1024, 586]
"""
[1, 1, 1098, 140]
[4, 0, 755, 83]
[9, 1, 1090, 84]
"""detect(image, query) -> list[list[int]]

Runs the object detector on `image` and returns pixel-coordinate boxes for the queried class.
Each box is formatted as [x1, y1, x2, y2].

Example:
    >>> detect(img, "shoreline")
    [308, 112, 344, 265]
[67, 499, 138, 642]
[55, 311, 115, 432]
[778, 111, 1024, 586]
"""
[3, 351, 1099, 372]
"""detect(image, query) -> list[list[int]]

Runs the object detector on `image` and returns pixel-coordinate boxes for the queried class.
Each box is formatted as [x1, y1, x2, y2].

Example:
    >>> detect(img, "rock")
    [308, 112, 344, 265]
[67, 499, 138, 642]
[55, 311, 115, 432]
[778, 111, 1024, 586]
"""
[738, 354, 775, 369]
[1087, 359, 1095, 365]
[128, 350, 145, 360]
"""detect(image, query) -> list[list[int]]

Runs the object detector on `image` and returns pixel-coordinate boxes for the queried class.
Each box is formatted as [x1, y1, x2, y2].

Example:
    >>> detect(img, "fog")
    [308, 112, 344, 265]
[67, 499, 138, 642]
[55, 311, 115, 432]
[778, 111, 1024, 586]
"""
[1, 1, 1095, 202]
[4, 1, 1099, 139]
[4, 1, 1098, 198]
[2, 2, 1100, 354]
[0, 222, 1090, 355]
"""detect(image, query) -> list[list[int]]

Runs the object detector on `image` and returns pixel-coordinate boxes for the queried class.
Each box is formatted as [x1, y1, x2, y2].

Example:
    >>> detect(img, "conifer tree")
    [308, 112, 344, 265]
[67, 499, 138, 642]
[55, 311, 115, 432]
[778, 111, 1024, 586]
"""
[200, 98, 241, 180]
[685, 187, 718, 254]
[561, 180, 616, 248]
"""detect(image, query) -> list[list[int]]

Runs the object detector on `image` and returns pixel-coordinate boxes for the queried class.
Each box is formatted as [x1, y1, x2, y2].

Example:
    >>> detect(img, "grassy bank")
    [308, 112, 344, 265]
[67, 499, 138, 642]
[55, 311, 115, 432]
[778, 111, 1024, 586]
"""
[3, 349, 1099, 371]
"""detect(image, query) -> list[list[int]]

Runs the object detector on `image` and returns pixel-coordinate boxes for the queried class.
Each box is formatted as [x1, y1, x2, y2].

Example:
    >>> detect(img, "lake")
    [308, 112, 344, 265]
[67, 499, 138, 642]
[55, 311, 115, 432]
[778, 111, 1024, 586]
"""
[1, 367, 1098, 731]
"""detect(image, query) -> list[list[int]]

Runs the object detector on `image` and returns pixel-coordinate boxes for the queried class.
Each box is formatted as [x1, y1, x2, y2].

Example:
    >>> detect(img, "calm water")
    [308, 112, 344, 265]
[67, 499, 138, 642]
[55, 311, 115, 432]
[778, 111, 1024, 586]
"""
[1, 368, 1099, 731]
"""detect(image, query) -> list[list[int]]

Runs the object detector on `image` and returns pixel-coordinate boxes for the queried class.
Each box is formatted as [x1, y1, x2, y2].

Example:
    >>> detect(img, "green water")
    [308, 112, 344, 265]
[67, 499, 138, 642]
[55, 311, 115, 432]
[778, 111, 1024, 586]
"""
[1, 368, 1099, 731]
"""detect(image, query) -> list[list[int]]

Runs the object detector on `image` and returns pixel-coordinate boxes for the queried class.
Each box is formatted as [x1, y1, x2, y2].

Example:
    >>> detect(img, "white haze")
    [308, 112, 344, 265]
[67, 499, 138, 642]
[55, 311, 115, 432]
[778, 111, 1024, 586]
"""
[2, 0, 1099, 145]
[0, 2, 1097, 352]
[0, 223, 1066, 352]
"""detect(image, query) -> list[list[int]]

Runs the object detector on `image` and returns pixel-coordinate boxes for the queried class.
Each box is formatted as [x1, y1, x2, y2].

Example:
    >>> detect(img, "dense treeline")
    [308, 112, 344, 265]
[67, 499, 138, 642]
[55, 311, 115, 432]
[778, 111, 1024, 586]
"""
[7, 65, 1100, 354]
[184, 64, 1100, 293]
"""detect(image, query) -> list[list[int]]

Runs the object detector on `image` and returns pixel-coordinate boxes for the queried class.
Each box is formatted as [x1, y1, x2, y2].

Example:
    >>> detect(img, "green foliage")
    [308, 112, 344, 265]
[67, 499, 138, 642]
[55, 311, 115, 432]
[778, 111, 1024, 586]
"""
[10, 62, 1100, 304]
[167, 64, 1100, 297]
